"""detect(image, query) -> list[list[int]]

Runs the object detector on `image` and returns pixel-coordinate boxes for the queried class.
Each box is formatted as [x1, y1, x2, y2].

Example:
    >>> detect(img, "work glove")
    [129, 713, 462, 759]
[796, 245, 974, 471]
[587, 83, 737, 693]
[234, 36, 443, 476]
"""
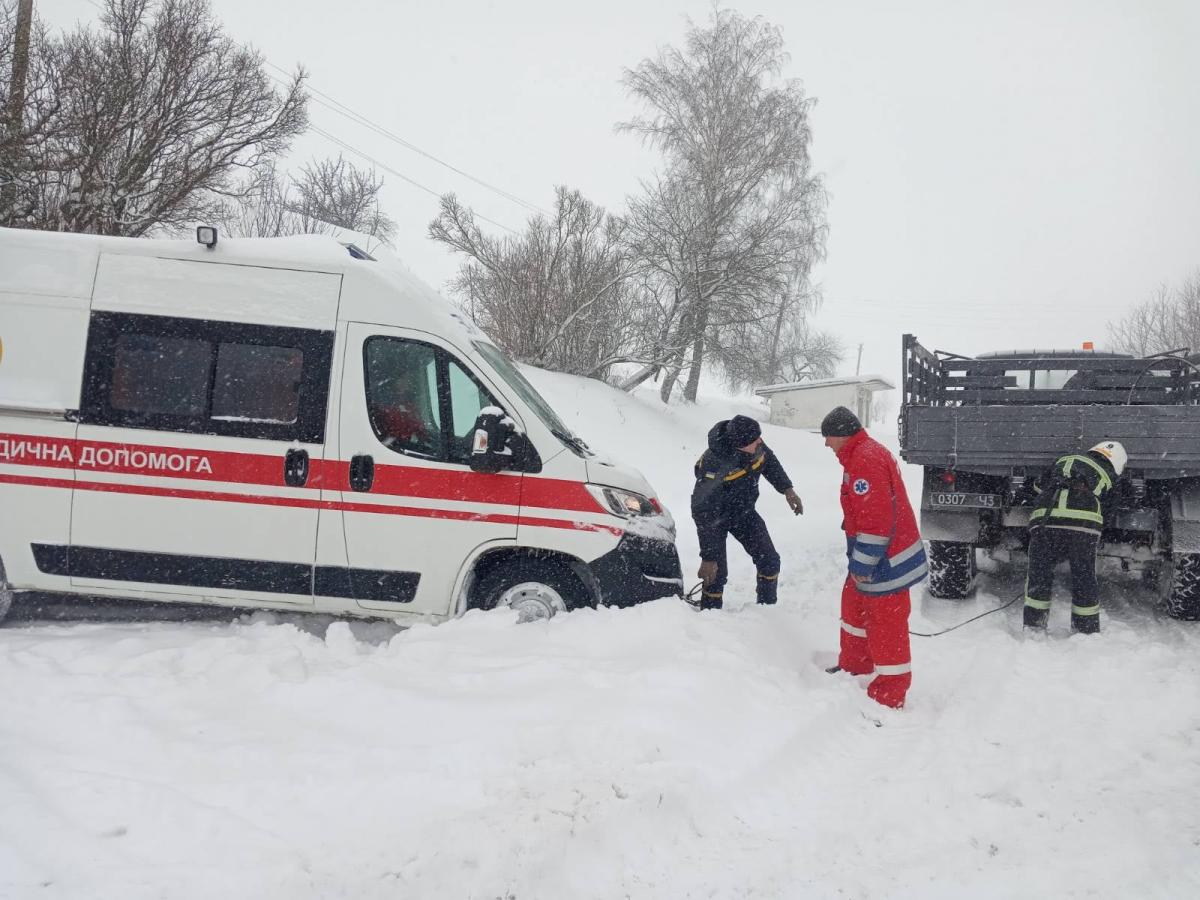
[698, 560, 718, 586]
[1012, 481, 1036, 505]
[785, 488, 804, 516]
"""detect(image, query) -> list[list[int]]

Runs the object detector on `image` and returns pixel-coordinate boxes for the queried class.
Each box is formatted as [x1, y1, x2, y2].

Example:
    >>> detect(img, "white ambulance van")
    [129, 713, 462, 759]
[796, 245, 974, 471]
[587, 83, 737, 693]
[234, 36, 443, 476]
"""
[0, 226, 683, 624]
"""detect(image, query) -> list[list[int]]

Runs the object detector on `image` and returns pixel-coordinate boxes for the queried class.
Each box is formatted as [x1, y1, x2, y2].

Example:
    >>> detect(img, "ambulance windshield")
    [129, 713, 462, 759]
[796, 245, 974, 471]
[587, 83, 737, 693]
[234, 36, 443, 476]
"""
[473, 341, 589, 455]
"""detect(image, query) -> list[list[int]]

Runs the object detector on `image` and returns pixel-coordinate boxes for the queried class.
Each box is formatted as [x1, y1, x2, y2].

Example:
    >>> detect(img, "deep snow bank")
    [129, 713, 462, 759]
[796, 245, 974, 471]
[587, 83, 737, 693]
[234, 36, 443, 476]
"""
[1, 369, 1199, 900]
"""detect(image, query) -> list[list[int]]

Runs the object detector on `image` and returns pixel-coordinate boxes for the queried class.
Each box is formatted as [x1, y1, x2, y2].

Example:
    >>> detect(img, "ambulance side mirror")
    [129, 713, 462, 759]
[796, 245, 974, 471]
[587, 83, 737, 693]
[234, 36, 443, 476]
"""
[469, 408, 516, 473]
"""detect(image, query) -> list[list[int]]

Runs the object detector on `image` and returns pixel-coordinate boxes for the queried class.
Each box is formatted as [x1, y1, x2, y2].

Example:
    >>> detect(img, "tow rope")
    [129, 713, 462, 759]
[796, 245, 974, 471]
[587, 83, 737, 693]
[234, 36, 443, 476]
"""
[907, 594, 1022, 637]
[680, 583, 1022, 637]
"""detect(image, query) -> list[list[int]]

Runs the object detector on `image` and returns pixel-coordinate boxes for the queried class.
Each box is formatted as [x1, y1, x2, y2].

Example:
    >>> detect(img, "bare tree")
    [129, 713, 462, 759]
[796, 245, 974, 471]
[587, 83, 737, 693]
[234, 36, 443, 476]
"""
[1, 0, 62, 223]
[289, 155, 396, 243]
[230, 155, 396, 244]
[2, 0, 307, 235]
[714, 292, 843, 390]
[1108, 272, 1200, 356]
[619, 8, 827, 402]
[430, 187, 643, 379]
[228, 160, 294, 238]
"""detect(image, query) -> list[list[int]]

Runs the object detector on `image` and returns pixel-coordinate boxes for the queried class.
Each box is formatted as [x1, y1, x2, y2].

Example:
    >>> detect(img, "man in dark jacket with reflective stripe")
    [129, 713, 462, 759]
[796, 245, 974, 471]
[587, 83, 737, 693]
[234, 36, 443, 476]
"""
[1024, 440, 1126, 633]
[691, 415, 803, 609]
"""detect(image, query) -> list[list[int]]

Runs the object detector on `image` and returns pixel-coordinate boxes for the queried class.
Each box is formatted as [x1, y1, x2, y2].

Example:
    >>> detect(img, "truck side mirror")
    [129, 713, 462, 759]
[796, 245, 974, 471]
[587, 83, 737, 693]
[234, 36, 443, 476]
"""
[469, 408, 515, 473]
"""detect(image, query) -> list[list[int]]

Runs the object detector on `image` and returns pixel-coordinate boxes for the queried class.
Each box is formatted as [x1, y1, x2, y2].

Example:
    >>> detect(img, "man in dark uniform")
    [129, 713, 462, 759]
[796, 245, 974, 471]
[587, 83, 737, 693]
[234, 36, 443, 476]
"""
[1024, 440, 1126, 633]
[691, 415, 803, 609]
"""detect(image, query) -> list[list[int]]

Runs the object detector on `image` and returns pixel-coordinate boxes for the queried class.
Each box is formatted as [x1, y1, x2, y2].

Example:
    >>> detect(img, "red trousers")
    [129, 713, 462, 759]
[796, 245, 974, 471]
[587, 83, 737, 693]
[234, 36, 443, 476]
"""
[839, 577, 912, 709]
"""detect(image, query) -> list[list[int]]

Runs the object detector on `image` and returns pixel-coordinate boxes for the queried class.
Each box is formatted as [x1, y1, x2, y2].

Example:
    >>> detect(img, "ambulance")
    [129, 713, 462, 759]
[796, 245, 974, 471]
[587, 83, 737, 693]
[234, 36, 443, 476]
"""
[0, 226, 683, 624]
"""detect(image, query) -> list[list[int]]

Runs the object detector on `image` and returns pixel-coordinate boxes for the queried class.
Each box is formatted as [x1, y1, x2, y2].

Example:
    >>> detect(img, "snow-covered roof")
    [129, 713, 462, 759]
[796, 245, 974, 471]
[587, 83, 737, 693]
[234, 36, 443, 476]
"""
[755, 374, 895, 396]
[0, 225, 487, 347]
[0, 224, 362, 271]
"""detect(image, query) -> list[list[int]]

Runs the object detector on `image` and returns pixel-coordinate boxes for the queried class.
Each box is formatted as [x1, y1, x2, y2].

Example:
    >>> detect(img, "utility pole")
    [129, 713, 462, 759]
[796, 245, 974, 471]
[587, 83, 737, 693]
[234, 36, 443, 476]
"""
[2, 0, 35, 219]
[855, 342, 864, 376]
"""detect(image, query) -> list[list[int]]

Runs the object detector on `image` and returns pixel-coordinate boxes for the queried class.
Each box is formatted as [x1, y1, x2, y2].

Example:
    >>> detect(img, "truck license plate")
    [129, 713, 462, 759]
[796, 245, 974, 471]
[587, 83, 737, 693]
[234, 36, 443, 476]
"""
[930, 491, 1000, 509]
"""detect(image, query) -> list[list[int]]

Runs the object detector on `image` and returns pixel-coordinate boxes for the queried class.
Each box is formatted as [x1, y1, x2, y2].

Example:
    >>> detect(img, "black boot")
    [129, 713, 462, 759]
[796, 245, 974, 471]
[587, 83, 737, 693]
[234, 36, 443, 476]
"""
[699, 590, 724, 611]
[756, 571, 779, 605]
[1072, 606, 1100, 634]
[1023, 603, 1049, 630]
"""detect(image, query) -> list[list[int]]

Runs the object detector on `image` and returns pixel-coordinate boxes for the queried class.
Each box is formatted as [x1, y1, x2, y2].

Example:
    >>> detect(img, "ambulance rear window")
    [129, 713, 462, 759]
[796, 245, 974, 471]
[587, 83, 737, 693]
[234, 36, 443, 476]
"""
[111, 334, 210, 417]
[212, 343, 304, 424]
[81, 311, 334, 443]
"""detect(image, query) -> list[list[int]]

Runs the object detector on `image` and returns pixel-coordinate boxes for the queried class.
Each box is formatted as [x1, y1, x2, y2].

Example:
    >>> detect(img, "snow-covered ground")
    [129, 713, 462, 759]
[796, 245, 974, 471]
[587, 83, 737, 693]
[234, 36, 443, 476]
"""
[2, 370, 1200, 899]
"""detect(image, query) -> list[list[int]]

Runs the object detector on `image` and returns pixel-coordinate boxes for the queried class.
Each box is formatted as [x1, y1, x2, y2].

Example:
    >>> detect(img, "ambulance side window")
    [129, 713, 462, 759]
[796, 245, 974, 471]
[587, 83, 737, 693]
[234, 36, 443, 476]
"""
[444, 358, 493, 465]
[363, 338, 501, 466]
[81, 311, 333, 442]
[364, 338, 443, 459]
[110, 334, 211, 417]
[212, 343, 305, 425]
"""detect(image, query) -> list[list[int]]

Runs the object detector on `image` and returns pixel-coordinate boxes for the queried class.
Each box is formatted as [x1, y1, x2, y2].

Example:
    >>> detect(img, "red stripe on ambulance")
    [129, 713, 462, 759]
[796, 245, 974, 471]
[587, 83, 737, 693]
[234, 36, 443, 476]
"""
[0, 472, 624, 537]
[0, 432, 609, 516]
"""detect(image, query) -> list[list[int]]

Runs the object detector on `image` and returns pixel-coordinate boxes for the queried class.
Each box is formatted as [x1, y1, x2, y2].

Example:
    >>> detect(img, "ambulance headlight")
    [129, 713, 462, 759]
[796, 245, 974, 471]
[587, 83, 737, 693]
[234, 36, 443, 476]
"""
[588, 485, 657, 518]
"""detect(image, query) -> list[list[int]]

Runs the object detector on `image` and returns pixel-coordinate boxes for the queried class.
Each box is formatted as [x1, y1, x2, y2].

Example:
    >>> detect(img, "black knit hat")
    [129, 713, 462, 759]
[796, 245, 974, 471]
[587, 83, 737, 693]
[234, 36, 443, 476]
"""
[725, 415, 762, 448]
[820, 406, 863, 437]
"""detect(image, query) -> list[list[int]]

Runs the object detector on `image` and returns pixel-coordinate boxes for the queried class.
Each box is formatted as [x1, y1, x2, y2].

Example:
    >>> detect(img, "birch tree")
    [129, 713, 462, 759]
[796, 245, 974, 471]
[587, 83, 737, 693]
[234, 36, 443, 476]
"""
[619, 8, 827, 401]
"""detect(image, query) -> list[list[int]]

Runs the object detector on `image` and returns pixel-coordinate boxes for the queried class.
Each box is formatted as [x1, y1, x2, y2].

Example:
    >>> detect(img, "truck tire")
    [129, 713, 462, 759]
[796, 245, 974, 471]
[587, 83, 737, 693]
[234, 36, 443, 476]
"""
[472, 558, 591, 622]
[927, 541, 976, 599]
[1166, 553, 1200, 621]
[0, 559, 12, 625]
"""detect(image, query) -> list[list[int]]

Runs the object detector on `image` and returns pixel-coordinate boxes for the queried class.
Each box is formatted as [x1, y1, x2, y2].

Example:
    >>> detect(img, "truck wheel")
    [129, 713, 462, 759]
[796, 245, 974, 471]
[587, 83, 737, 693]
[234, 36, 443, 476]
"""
[473, 559, 591, 622]
[927, 541, 977, 599]
[0, 560, 12, 624]
[1166, 554, 1200, 621]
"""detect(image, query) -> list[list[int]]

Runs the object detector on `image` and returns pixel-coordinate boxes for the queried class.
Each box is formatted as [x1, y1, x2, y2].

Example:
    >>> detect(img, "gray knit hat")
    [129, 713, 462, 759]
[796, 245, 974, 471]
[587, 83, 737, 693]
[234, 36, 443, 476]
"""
[820, 406, 863, 437]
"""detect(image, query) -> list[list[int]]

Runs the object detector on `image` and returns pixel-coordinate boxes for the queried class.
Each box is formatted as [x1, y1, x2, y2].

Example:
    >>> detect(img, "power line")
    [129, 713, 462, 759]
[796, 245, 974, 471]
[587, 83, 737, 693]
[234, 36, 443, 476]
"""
[264, 61, 551, 218]
[307, 124, 520, 235]
[74, 0, 539, 231]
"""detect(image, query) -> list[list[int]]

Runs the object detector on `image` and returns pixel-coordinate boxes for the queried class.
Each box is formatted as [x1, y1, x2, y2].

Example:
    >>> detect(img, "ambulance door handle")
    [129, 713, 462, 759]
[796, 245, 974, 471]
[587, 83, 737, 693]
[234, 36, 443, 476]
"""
[284, 449, 309, 487]
[349, 454, 375, 492]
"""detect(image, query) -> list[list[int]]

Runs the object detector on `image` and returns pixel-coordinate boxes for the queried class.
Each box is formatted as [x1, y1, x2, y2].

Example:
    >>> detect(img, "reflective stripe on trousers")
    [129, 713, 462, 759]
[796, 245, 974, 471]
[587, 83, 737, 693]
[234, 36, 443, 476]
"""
[839, 577, 912, 709]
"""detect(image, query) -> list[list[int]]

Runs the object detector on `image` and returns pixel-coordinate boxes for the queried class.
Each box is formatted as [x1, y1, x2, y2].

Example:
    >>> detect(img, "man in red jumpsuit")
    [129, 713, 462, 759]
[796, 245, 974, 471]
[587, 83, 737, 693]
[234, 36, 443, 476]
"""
[822, 406, 928, 709]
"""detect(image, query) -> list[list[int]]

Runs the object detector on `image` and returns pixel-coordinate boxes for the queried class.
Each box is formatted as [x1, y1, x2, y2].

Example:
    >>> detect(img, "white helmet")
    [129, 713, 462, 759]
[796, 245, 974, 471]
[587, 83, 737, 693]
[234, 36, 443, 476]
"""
[1089, 440, 1128, 476]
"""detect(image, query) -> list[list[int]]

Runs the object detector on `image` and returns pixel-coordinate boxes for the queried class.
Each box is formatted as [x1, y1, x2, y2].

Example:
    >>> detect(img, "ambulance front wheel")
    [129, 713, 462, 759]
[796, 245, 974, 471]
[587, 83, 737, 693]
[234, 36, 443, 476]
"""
[473, 558, 591, 622]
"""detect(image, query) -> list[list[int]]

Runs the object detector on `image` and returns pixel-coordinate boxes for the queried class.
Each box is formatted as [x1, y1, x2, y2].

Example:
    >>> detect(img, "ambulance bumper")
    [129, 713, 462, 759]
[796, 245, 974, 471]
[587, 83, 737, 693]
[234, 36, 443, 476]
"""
[589, 535, 683, 608]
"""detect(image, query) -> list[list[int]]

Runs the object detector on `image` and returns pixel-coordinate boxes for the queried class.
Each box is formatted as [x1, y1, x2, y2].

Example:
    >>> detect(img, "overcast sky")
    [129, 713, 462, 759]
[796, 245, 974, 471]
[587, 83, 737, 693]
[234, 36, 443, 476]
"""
[39, 0, 1200, 386]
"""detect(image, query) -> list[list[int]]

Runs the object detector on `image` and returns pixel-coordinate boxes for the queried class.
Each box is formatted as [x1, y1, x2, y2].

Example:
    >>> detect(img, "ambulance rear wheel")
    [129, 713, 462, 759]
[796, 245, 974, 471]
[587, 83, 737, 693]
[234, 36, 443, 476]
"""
[473, 559, 590, 622]
[927, 540, 976, 599]
[1166, 553, 1200, 620]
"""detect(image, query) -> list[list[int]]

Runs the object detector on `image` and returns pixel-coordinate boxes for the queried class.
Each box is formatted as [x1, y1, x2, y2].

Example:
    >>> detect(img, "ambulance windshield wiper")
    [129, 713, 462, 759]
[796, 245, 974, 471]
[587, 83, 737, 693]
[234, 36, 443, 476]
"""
[552, 428, 591, 456]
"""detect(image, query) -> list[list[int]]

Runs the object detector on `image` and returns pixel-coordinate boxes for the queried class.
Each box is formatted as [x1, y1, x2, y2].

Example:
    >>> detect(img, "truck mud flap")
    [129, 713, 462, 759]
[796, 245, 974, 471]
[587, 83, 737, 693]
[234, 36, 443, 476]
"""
[919, 509, 981, 543]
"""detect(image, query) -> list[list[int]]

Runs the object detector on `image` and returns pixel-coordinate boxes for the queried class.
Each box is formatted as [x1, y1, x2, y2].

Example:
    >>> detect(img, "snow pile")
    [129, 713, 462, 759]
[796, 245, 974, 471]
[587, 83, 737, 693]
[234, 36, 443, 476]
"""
[2, 369, 1200, 899]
